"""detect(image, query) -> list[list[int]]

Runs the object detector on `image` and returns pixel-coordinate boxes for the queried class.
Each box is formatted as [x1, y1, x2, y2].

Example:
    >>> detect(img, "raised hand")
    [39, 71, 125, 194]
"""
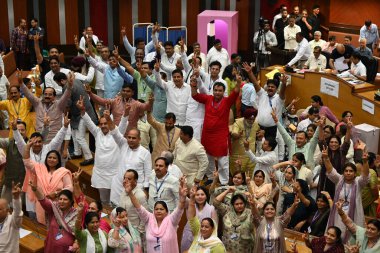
[154, 59, 160, 72]
[84, 48, 90, 57]
[12, 181, 22, 199]
[10, 118, 18, 130]
[189, 185, 197, 200]
[84, 84, 92, 94]
[321, 145, 329, 159]
[29, 173, 37, 189]
[320, 191, 332, 200]
[124, 103, 131, 116]
[345, 241, 360, 253]
[43, 112, 50, 127]
[124, 182, 133, 194]
[120, 26, 126, 37]
[242, 62, 253, 73]
[26, 137, 36, 148]
[243, 139, 250, 150]
[228, 186, 236, 193]
[291, 97, 300, 105]
[67, 72, 75, 89]
[112, 45, 119, 59]
[355, 140, 366, 151]
[63, 112, 70, 128]
[346, 118, 353, 130]
[76, 95, 86, 112]
[362, 151, 368, 162]
[179, 37, 185, 53]
[281, 74, 289, 84]
[152, 23, 161, 34]
[33, 32, 41, 42]
[335, 199, 344, 211]
[302, 232, 309, 242]
[317, 116, 326, 127]
[16, 69, 23, 85]
[72, 168, 83, 184]
[179, 176, 188, 197]
[245, 171, 251, 182]
[103, 104, 111, 121]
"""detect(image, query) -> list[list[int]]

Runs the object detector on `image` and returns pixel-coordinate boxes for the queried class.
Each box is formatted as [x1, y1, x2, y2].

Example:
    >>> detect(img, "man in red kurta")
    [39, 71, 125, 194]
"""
[191, 76, 241, 185]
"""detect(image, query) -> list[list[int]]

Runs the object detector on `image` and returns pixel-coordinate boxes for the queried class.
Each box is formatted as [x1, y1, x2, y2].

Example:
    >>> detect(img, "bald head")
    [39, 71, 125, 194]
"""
[0, 198, 9, 222]
[336, 44, 345, 54]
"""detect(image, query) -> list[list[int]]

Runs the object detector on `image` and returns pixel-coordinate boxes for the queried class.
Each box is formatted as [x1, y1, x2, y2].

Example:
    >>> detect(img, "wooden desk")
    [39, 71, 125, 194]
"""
[285, 229, 311, 253]
[65, 159, 100, 200]
[260, 67, 380, 152]
[20, 216, 46, 253]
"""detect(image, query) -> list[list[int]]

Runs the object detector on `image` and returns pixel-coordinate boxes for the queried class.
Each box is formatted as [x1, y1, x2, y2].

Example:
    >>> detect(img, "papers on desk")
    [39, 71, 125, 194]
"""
[334, 56, 349, 71]
[345, 78, 365, 85]
[19, 228, 32, 238]
[265, 68, 280, 79]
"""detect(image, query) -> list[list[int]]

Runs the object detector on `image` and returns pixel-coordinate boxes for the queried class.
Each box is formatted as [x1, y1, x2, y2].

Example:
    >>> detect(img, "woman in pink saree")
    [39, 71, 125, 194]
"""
[22, 137, 73, 224]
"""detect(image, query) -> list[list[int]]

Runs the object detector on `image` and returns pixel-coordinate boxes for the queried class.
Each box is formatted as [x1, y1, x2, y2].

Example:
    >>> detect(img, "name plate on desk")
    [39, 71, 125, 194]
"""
[320, 77, 339, 98]
[362, 99, 375, 114]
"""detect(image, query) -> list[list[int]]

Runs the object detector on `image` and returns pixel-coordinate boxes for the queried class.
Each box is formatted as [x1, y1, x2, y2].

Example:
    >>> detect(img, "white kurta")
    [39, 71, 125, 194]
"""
[82, 113, 120, 189]
[110, 127, 152, 205]
[206, 47, 230, 76]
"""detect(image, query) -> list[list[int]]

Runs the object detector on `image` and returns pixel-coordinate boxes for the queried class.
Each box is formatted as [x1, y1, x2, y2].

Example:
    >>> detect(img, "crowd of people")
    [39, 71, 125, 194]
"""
[0, 3, 380, 253]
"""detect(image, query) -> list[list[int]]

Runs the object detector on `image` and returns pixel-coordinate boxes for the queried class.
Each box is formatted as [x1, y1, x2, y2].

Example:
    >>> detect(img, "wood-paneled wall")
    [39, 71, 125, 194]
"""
[1, 0, 378, 61]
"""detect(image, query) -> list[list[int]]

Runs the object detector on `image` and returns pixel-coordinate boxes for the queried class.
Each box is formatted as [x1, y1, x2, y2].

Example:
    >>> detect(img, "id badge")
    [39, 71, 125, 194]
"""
[230, 233, 239, 240]
[55, 231, 63, 240]
[342, 201, 350, 213]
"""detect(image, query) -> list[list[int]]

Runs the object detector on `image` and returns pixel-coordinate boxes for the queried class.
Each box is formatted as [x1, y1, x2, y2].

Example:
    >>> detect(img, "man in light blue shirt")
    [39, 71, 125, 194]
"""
[88, 54, 133, 99]
[140, 62, 167, 123]
[359, 20, 379, 52]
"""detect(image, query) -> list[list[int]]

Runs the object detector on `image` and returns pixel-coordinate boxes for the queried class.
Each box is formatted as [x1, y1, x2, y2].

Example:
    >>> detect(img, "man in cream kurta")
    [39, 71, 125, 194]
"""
[147, 111, 181, 163]
[173, 126, 208, 188]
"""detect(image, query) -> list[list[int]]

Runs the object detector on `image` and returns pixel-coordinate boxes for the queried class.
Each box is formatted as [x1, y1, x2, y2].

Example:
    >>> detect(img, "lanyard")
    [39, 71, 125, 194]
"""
[155, 173, 169, 195]
[266, 223, 272, 242]
[0, 222, 4, 232]
[208, 77, 217, 92]
[311, 210, 321, 223]
[12, 100, 21, 116]
[166, 130, 174, 147]
[344, 183, 351, 202]
[185, 68, 193, 83]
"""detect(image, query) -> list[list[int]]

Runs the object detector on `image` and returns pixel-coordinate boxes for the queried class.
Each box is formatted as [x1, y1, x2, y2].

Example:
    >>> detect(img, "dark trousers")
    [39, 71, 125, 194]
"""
[259, 124, 278, 139]
[14, 51, 28, 70]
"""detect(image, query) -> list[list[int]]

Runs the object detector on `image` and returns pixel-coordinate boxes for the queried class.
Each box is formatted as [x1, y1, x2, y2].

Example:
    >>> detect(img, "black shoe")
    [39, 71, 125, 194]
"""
[79, 159, 94, 166]
[70, 154, 83, 159]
